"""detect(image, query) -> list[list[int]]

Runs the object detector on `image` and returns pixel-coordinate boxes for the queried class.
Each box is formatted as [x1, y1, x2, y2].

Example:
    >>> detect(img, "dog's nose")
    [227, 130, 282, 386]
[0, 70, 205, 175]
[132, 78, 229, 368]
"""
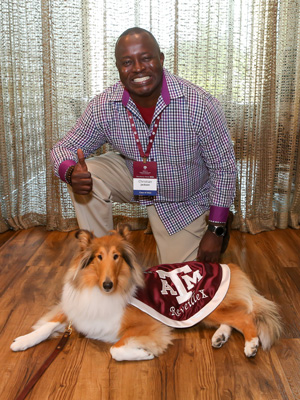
[103, 280, 113, 292]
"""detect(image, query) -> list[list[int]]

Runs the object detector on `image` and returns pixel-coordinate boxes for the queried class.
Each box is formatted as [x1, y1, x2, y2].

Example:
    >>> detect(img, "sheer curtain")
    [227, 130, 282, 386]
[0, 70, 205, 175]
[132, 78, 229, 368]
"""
[0, 0, 299, 234]
[0, 0, 84, 232]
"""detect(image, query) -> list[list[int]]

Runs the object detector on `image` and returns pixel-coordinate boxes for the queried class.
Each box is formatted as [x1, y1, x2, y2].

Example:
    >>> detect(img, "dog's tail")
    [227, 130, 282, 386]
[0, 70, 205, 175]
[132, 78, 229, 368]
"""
[252, 292, 282, 350]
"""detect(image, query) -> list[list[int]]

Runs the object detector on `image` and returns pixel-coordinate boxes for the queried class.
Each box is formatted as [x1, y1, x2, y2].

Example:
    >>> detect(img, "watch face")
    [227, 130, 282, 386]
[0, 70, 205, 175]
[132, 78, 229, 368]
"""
[215, 226, 225, 236]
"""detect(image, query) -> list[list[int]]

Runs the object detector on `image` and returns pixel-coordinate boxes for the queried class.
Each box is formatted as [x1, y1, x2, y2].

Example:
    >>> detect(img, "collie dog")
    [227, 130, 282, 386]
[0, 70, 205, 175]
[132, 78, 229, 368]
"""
[11, 226, 282, 361]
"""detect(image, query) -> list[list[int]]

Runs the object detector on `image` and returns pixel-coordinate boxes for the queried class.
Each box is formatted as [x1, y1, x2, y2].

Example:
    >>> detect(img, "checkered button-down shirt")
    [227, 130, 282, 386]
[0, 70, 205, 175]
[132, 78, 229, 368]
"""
[51, 69, 236, 235]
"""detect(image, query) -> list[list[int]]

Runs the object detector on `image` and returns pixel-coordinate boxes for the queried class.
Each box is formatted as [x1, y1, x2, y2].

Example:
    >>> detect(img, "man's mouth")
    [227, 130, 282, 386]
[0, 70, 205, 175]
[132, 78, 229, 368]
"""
[133, 76, 151, 83]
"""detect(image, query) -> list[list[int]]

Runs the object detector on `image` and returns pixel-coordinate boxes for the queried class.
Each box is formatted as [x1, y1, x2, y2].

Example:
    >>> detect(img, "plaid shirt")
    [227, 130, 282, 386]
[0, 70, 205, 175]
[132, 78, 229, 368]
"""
[51, 69, 236, 235]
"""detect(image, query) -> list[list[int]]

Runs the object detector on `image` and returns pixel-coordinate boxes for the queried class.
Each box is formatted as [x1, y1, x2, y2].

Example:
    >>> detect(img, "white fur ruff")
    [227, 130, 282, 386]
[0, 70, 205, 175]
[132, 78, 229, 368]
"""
[61, 282, 134, 343]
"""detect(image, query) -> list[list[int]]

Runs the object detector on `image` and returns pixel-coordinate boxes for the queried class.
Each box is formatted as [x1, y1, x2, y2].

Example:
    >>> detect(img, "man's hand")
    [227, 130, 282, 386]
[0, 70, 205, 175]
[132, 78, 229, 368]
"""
[70, 149, 93, 195]
[196, 230, 223, 263]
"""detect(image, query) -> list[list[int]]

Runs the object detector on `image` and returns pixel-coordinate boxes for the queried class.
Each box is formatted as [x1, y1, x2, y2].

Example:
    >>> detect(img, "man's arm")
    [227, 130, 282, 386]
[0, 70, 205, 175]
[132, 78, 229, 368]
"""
[195, 97, 236, 262]
[196, 222, 227, 263]
[50, 98, 105, 182]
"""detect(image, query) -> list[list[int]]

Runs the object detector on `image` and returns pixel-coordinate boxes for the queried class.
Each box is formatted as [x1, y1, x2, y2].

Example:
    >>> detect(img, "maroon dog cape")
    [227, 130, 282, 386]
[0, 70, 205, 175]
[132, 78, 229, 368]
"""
[130, 262, 230, 328]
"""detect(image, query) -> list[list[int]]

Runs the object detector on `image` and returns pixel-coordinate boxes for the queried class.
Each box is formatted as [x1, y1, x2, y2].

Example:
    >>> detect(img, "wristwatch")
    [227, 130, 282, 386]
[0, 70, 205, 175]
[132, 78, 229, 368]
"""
[207, 224, 227, 237]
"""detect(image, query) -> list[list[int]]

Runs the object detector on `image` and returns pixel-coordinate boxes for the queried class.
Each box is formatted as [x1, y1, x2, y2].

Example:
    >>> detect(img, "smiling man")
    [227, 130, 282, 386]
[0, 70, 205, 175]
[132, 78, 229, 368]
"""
[50, 27, 237, 264]
[115, 29, 164, 107]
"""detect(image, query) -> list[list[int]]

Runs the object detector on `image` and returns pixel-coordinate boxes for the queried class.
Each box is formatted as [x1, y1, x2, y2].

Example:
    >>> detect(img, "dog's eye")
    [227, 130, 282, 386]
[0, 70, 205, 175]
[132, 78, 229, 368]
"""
[98, 254, 103, 261]
[113, 254, 119, 260]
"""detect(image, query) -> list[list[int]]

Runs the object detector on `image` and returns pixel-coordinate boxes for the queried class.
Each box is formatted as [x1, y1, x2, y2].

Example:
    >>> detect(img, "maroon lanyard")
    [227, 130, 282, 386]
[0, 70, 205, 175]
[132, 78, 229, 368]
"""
[127, 109, 162, 163]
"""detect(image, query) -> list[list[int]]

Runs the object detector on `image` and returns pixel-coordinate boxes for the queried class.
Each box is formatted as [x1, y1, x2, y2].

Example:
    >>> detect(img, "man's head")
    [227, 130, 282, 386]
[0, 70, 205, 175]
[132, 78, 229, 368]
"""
[115, 27, 164, 107]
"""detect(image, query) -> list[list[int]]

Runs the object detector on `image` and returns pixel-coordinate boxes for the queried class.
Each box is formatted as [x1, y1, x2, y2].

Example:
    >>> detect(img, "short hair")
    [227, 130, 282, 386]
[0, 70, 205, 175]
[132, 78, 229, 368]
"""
[115, 27, 161, 56]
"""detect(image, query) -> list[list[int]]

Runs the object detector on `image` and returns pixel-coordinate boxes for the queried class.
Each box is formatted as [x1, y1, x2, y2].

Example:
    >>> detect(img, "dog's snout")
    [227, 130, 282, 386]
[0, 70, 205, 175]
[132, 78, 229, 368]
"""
[103, 280, 113, 292]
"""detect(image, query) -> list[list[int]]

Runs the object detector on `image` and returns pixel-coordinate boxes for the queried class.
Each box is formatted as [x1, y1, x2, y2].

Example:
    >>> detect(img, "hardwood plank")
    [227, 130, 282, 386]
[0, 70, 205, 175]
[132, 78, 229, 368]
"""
[285, 267, 300, 292]
[0, 229, 16, 248]
[261, 229, 300, 269]
[273, 339, 300, 399]
[0, 227, 49, 298]
[27, 333, 89, 400]
[254, 229, 300, 270]
[0, 263, 68, 313]
[26, 230, 78, 268]
[223, 230, 300, 339]
[1, 310, 59, 399]
[170, 338, 219, 400]
[212, 333, 294, 400]
[71, 339, 114, 399]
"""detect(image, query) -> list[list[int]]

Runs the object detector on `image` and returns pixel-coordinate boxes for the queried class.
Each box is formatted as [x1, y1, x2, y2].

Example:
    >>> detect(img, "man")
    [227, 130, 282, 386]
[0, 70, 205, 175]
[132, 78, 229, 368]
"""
[50, 27, 236, 264]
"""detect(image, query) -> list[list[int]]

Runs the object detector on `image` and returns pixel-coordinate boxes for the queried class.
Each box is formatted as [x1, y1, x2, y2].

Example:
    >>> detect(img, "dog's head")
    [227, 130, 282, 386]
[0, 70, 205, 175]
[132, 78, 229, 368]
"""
[69, 224, 144, 295]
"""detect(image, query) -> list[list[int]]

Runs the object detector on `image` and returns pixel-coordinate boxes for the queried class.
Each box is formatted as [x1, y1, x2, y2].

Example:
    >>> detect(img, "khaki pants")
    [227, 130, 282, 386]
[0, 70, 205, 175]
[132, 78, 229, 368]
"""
[68, 152, 208, 264]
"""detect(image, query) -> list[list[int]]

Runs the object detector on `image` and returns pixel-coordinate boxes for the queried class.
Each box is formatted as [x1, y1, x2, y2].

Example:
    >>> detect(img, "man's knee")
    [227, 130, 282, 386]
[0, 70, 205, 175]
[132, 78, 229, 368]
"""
[85, 156, 107, 177]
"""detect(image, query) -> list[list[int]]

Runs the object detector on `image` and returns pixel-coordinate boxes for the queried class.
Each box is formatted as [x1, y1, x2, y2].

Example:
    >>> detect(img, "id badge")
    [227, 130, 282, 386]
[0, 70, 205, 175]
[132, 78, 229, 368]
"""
[133, 161, 157, 196]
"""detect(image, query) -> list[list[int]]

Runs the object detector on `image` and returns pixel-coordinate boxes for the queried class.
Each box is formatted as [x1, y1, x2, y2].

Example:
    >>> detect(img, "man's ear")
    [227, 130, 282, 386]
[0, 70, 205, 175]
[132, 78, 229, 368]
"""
[160, 52, 165, 66]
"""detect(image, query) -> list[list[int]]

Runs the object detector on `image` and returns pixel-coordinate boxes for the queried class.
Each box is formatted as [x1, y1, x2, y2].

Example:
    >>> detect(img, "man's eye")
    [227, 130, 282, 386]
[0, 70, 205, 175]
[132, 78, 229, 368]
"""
[123, 60, 131, 66]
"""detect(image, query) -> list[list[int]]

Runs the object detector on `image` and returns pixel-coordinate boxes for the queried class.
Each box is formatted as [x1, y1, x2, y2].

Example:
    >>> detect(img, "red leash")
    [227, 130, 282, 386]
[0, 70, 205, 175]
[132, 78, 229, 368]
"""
[15, 324, 72, 400]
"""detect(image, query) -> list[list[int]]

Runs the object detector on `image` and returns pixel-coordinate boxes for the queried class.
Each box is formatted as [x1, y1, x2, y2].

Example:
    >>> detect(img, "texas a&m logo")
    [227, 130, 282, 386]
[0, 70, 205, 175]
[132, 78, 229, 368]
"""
[156, 264, 208, 305]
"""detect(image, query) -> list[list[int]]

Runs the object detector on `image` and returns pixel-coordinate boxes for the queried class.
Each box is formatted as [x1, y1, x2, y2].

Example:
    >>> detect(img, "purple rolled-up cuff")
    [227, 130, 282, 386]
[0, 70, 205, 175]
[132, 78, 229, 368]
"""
[209, 206, 229, 224]
[58, 160, 77, 183]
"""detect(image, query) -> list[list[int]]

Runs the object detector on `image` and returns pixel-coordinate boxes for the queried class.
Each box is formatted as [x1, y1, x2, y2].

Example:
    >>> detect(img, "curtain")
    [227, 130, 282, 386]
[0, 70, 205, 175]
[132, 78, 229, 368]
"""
[0, 0, 299, 234]
[0, 0, 84, 232]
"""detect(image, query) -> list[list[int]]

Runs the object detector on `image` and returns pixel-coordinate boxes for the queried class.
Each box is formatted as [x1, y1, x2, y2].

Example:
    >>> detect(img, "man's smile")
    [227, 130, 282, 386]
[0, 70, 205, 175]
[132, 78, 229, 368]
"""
[133, 76, 151, 83]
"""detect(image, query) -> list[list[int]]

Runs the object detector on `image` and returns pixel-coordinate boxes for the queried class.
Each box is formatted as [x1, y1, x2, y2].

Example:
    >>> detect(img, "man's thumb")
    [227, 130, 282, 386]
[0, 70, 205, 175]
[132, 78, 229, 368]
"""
[77, 149, 88, 171]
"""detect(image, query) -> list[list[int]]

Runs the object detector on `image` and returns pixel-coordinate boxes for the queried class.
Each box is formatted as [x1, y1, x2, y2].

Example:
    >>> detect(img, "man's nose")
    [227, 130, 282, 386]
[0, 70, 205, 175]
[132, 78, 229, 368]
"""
[133, 60, 145, 72]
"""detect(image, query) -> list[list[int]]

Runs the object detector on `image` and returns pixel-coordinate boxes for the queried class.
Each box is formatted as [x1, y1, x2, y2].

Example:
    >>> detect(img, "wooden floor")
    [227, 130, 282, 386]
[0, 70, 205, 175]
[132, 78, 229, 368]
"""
[0, 226, 300, 400]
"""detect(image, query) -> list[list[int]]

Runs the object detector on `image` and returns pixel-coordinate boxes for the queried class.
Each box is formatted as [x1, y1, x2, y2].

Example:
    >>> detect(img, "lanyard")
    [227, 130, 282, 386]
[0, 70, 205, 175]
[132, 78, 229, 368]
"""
[126, 109, 162, 163]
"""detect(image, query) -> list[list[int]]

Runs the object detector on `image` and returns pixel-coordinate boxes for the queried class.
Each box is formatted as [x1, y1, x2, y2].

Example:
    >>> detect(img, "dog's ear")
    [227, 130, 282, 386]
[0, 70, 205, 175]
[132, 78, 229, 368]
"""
[79, 251, 95, 269]
[122, 246, 135, 271]
[72, 249, 95, 281]
[116, 224, 132, 241]
[75, 229, 94, 251]
[121, 242, 144, 288]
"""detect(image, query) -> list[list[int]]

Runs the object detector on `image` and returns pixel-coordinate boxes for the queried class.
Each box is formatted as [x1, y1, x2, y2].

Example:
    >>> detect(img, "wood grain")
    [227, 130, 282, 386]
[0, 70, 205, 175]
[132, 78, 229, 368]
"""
[0, 227, 299, 399]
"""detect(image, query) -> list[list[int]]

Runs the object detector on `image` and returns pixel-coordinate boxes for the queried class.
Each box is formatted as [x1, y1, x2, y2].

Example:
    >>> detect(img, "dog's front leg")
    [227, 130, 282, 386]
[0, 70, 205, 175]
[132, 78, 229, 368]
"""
[11, 321, 64, 352]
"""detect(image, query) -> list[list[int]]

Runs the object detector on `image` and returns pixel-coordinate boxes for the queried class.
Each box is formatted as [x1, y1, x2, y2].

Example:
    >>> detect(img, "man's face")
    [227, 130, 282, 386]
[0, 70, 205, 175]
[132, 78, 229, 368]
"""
[115, 32, 164, 106]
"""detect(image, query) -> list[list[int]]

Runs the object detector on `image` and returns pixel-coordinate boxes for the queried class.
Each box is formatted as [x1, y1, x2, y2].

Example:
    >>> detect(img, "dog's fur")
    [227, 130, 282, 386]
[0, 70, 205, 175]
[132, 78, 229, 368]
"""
[11, 226, 282, 361]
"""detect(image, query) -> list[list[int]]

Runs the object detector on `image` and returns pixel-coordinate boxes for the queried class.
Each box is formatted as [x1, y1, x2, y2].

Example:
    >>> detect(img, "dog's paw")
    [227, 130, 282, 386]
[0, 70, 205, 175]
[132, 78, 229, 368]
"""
[212, 324, 232, 348]
[11, 334, 34, 352]
[244, 337, 259, 357]
[110, 345, 154, 361]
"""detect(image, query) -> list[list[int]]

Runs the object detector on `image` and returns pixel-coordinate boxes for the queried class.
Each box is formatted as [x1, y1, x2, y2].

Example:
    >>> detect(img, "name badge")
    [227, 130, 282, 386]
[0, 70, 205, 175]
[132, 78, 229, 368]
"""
[133, 161, 157, 196]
